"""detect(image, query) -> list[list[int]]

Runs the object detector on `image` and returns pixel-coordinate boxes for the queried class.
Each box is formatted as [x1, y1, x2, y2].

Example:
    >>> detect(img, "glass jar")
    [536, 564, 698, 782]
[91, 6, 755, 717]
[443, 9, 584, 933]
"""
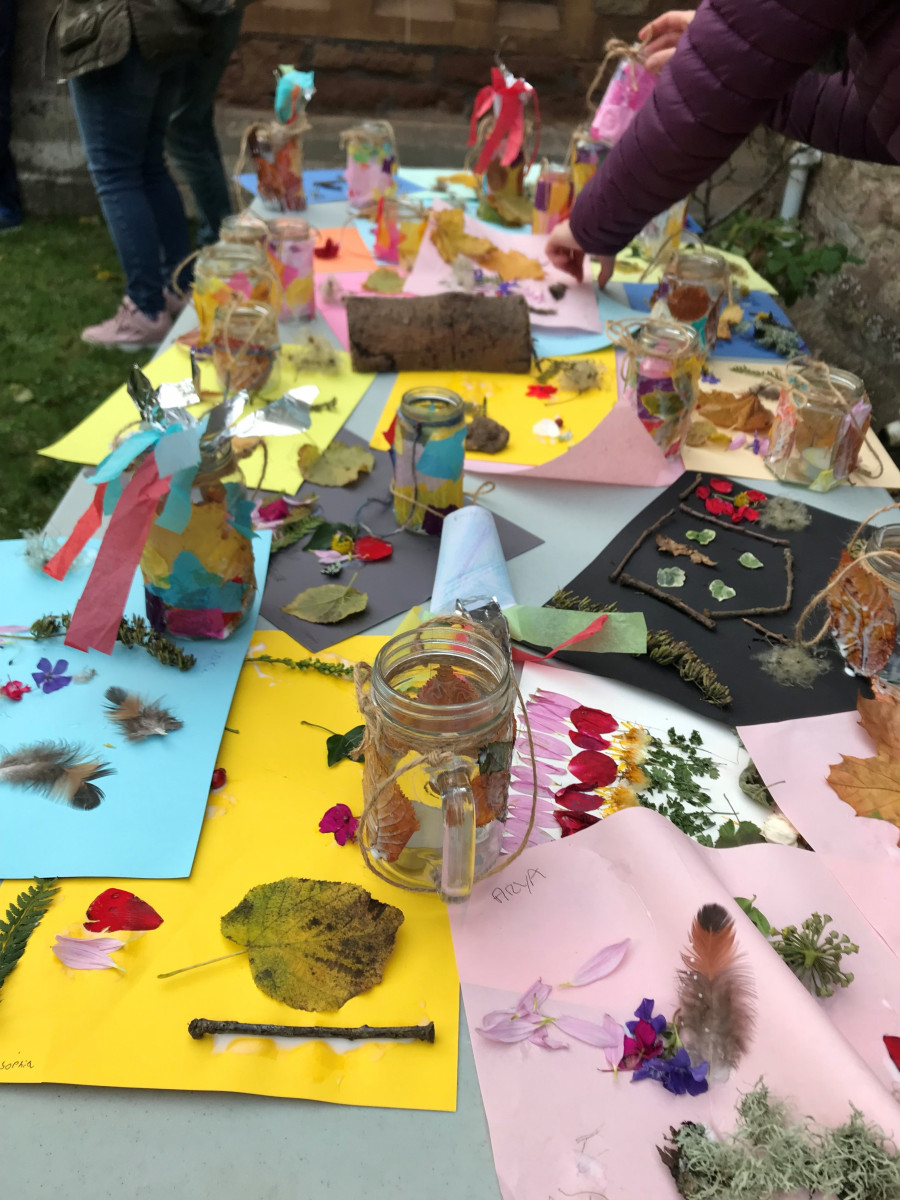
[219, 211, 269, 248]
[210, 301, 280, 395]
[343, 120, 398, 210]
[249, 122, 306, 211]
[866, 526, 900, 686]
[266, 216, 315, 321]
[391, 387, 465, 534]
[589, 53, 655, 145]
[359, 620, 516, 900]
[141, 443, 257, 640]
[633, 198, 689, 263]
[766, 358, 871, 491]
[531, 164, 574, 235]
[569, 126, 610, 196]
[193, 242, 277, 349]
[651, 249, 728, 356]
[621, 320, 701, 458]
[374, 198, 427, 269]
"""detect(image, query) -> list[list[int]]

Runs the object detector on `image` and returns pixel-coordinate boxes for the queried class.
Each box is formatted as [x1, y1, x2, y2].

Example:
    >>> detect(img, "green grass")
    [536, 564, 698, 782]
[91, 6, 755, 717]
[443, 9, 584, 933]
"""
[0, 216, 153, 539]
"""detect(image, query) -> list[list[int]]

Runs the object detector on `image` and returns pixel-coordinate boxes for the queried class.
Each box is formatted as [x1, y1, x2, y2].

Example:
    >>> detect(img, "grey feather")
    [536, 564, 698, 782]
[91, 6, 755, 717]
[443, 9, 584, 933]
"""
[0, 741, 114, 810]
[103, 687, 183, 742]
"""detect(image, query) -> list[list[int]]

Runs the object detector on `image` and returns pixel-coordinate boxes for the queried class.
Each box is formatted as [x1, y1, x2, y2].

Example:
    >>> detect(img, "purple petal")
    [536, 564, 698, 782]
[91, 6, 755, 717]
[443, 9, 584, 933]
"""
[562, 938, 631, 988]
[529, 1025, 570, 1050]
[633, 998, 655, 1022]
[52, 934, 124, 970]
[41, 675, 71, 694]
[554, 1012, 626, 1063]
[31, 672, 45, 686]
[36, 657, 52, 673]
[476, 1015, 541, 1043]
[515, 978, 551, 1016]
[311, 549, 350, 564]
[51, 659, 69, 675]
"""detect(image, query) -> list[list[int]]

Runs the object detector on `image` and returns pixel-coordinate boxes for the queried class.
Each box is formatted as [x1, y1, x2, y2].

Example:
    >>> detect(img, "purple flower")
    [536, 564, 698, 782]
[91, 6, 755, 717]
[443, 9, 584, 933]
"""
[497, 281, 517, 297]
[632, 1047, 709, 1096]
[318, 803, 359, 845]
[32, 658, 72, 694]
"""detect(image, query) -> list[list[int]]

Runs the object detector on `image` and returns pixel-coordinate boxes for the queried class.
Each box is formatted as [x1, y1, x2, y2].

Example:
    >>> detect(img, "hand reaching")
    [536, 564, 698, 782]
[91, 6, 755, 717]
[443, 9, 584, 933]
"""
[546, 221, 616, 289]
[638, 9, 695, 74]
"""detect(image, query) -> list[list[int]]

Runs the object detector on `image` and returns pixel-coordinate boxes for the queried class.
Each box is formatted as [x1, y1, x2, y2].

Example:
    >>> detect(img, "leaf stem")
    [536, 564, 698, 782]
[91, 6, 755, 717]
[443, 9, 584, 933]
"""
[157, 948, 248, 980]
[301, 721, 338, 736]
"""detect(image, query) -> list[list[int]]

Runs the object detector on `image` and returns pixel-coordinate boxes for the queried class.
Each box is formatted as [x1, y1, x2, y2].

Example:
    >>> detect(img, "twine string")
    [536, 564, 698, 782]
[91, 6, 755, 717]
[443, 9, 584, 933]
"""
[584, 38, 644, 116]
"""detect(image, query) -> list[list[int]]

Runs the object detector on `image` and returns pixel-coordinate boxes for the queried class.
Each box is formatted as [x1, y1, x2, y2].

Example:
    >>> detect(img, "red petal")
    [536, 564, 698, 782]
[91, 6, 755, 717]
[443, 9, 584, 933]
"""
[211, 767, 226, 791]
[710, 478, 733, 494]
[570, 705, 618, 737]
[695, 486, 710, 500]
[314, 237, 340, 259]
[84, 888, 164, 933]
[568, 728, 610, 752]
[884, 1035, 900, 1071]
[554, 809, 601, 837]
[554, 784, 602, 812]
[747, 489, 767, 503]
[383, 414, 397, 448]
[743, 508, 760, 522]
[527, 384, 557, 398]
[731, 506, 747, 523]
[354, 536, 393, 562]
[569, 750, 618, 787]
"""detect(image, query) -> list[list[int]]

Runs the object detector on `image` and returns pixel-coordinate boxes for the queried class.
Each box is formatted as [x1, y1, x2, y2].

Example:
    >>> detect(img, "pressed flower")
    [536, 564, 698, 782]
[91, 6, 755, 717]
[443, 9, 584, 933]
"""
[695, 486, 710, 500]
[620, 999, 666, 1069]
[743, 508, 760, 523]
[318, 803, 359, 845]
[257, 497, 291, 523]
[632, 1047, 709, 1096]
[555, 809, 600, 837]
[354, 536, 393, 562]
[704, 496, 734, 517]
[560, 939, 630, 988]
[622, 762, 648, 788]
[747, 489, 767, 503]
[1, 680, 31, 701]
[569, 705, 618, 738]
[615, 724, 651, 755]
[52, 933, 125, 972]
[568, 728, 610, 753]
[554, 1013, 625, 1069]
[602, 784, 640, 813]
[569, 750, 618, 788]
[330, 532, 354, 555]
[31, 658, 72, 695]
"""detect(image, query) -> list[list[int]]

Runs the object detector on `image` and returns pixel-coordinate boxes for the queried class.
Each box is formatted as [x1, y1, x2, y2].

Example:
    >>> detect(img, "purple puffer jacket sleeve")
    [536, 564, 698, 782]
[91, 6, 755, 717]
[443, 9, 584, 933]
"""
[570, 0, 891, 257]
[770, 73, 893, 165]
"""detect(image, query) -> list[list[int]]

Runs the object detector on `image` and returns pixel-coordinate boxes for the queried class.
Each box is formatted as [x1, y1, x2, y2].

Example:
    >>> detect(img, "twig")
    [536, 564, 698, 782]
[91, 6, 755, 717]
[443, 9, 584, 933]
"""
[705, 548, 794, 619]
[187, 1018, 435, 1043]
[678, 473, 703, 502]
[679, 504, 789, 546]
[609, 508, 676, 582]
[618, 572, 717, 630]
[741, 618, 793, 646]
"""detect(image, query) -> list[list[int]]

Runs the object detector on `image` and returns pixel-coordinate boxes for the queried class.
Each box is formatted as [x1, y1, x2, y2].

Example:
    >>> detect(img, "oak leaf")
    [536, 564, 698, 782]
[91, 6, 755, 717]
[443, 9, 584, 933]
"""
[826, 550, 897, 676]
[656, 534, 716, 567]
[220, 878, 404, 1010]
[827, 753, 900, 834]
[857, 691, 900, 756]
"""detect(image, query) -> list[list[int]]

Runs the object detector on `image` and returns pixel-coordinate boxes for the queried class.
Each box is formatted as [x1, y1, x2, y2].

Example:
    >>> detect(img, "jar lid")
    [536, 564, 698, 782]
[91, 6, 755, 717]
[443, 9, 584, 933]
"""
[400, 387, 464, 426]
[667, 249, 727, 281]
[267, 216, 312, 240]
[788, 356, 867, 403]
[635, 319, 699, 359]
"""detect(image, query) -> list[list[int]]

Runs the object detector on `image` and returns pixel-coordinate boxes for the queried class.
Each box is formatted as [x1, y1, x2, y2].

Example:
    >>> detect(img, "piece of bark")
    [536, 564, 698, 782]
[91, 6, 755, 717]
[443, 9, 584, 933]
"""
[346, 293, 533, 374]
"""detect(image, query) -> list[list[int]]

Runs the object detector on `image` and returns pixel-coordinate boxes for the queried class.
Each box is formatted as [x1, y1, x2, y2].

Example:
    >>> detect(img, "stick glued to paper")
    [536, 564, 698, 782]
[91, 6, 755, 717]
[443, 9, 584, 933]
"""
[430, 507, 515, 613]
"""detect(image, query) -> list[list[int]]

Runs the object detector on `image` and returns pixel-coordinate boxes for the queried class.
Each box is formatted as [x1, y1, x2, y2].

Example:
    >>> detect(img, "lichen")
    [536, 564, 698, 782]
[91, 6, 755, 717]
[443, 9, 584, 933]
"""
[758, 496, 812, 531]
[754, 644, 832, 688]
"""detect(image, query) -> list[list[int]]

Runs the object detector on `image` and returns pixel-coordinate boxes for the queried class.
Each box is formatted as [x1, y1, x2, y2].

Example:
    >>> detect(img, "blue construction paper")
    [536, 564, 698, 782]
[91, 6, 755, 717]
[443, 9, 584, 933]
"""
[237, 168, 424, 203]
[102, 475, 123, 516]
[93, 429, 159, 484]
[0, 533, 271, 879]
[622, 284, 807, 361]
[532, 289, 638, 358]
[416, 425, 466, 481]
[274, 69, 315, 123]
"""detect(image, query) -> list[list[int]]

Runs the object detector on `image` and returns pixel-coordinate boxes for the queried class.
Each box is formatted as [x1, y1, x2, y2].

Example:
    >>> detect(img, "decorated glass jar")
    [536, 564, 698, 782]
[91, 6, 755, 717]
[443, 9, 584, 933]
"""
[651, 249, 728, 356]
[569, 126, 611, 196]
[765, 358, 871, 491]
[866, 526, 900, 686]
[210, 301, 280, 395]
[531, 164, 574, 235]
[249, 122, 306, 211]
[192, 242, 278, 349]
[621, 320, 701, 458]
[358, 620, 516, 901]
[343, 120, 398, 210]
[266, 216, 315, 321]
[589, 52, 655, 145]
[141, 442, 257, 640]
[633, 198, 689, 264]
[219, 211, 269, 248]
[391, 387, 465, 534]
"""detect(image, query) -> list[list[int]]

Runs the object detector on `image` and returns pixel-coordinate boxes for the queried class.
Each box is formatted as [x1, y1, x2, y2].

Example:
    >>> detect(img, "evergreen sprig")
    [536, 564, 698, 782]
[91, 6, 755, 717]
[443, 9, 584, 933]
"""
[29, 613, 196, 671]
[272, 514, 325, 555]
[645, 630, 732, 708]
[0, 878, 60, 1002]
[245, 654, 354, 680]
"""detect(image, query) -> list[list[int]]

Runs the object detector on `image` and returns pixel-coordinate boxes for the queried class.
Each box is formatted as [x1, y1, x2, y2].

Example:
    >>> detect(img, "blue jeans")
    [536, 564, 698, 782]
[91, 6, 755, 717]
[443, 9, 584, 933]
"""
[69, 42, 192, 316]
[167, 9, 244, 247]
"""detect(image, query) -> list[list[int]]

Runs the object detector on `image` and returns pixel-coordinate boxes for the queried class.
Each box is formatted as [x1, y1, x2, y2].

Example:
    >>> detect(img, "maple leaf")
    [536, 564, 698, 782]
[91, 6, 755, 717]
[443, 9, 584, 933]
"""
[826, 550, 897, 676]
[827, 753, 900, 833]
[472, 770, 510, 826]
[857, 692, 900, 756]
[416, 663, 480, 705]
[220, 878, 404, 1010]
[367, 780, 420, 862]
[656, 534, 716, 567]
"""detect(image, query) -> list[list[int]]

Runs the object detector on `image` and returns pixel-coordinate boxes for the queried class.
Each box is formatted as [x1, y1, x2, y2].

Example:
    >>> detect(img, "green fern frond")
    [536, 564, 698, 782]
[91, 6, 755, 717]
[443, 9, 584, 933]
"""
[0, 878, 60, 1000]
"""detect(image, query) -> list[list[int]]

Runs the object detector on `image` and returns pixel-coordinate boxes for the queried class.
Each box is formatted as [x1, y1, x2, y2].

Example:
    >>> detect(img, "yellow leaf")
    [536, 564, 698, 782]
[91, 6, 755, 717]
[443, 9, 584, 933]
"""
[716, 302, 743, 340]
[437, 172, 478, 189]
[827, 753, 900, 835]
[430, 208, 496, 264]
[478, 247, 544, 282]
[362, 266, 405, 294]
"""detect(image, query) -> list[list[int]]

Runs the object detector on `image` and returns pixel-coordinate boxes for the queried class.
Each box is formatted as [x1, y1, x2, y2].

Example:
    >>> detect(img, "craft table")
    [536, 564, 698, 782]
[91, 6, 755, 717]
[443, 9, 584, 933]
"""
[5, 186, 894, 1200]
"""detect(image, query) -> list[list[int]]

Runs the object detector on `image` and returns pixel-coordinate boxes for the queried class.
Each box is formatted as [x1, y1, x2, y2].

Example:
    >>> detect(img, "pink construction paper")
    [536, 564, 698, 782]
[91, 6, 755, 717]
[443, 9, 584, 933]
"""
[450, 804, 900, 1200]
[314, 271, 413, 351]
[466, 398, 684, 486]
[740, 710, 900, 959]
[405, 202, 604, 333]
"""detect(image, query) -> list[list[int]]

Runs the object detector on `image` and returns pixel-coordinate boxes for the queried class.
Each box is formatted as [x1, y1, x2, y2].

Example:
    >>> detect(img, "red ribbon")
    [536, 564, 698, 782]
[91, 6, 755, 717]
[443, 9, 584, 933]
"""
[43, 483, 107, 582]
[467, 68, 540, 175]
[511, 614, 608, 665]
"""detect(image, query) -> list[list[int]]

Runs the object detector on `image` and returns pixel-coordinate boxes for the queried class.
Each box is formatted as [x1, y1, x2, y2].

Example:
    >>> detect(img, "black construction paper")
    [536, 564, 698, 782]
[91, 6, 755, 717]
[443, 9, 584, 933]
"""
[551, 473, 865, 725]
[260, 431, 543, 651]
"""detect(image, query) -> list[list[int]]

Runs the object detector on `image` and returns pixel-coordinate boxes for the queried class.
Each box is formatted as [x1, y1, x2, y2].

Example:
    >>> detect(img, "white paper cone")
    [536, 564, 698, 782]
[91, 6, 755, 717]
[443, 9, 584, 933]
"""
[430, 507, 515, 613]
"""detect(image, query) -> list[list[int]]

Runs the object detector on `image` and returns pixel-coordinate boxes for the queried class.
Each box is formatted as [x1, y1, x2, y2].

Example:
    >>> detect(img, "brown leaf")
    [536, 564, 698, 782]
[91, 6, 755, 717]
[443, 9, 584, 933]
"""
[369, 781, 420, 862]
[697, 389, 773, 434]
[416, 663, 480, 705]
[472, 770, 510, 827]
[656, 534, 717, 567]
[826, 550, 897, 676]
[827, 753, 900, 835]
[857, 691, 900, 755]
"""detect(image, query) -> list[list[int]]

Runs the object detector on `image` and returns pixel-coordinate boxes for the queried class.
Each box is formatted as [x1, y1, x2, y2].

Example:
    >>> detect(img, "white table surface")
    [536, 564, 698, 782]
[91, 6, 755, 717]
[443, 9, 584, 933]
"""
[9, 193, 894, 1200]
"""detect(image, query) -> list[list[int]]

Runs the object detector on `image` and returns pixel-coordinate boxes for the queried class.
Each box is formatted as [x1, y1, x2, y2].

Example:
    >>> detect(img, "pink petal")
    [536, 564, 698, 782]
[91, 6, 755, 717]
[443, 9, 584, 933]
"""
[529, 1025, 570, 1050]
[311, 549, 350, 564]
[728, 434, 747, 451]
[52, 933, 124, 971]
[532, 689, 580, 712]
[515, 978, 551, 1016]
[561, 938, 631, 988]
[526, 712, 573, 736]
[554, 1012, 626, 1067]
[477, 1013, 541, 1043]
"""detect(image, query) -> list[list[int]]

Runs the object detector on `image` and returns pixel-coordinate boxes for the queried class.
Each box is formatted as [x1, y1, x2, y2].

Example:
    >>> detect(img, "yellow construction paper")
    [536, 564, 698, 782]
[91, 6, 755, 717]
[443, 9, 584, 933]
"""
[0, 632, 459, 1110]
[370, 350, 618, 468]
[608, 245, 777, 294]
[39, 345, 376, 496]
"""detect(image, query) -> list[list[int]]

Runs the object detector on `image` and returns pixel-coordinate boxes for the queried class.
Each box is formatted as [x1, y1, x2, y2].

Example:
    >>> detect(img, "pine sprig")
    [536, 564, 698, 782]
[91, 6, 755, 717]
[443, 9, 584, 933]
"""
[245, 654, 354, 679]
[0, 878, 60, 1001]
[29, 613, 196, 671]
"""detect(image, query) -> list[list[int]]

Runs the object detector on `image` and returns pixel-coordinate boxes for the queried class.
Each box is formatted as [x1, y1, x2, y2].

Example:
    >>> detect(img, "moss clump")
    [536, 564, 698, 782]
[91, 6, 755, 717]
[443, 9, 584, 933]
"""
[758, 496, 813, 531]
[754, 643, 832, 688]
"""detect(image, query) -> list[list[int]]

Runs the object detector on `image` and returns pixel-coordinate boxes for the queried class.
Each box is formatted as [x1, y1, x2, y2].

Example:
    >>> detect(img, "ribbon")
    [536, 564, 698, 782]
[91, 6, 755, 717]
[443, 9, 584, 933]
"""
[467, 68, 539, 175]
[511, 614, 610, 664]
[43, 483, 107, 582]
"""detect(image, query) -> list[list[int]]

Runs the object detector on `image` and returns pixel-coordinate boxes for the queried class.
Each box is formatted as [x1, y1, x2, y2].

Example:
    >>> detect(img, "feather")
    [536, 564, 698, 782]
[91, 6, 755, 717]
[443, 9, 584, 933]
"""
[675, 902, 755, 1082]
[0, 741, 114, 810]
[103, 687, 183, 742]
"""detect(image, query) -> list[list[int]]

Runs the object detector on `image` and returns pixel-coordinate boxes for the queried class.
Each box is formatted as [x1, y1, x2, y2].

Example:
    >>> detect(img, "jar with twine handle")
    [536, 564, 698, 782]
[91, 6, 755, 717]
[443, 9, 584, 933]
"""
[586, 38, 655, 146]
[211, 299, 280, 396]
[340, 120, 398, 210]
[352, 616, 539, 902]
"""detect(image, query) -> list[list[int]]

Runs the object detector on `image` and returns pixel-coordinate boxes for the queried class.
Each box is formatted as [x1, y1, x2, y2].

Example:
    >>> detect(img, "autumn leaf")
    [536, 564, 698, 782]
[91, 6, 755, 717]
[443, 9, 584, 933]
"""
[472, 770, 510, 826]
[656, 534, 717, 567]
[857, 692, 900, 756]
[431, 208, 495, 264]
[665, 283, 711, 323]
[220, 878, 404, 1010]
[478, 247, 544, 282]
[282, 578, 368, 624]
[716, 302, 744, 341]
[416, 663, 480, 705]
[362, 266, 405, 294]
[298, 439, 375, 486]
[827, 753, 900, 832]
[827, 550, 897, 676]
[697, 389, 773, 433]
[367, 781, 420, 862]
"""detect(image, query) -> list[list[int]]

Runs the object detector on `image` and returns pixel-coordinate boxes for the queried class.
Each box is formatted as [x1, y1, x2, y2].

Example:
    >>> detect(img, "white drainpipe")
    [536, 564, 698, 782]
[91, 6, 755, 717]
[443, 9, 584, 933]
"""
[779, 145, 823, 221]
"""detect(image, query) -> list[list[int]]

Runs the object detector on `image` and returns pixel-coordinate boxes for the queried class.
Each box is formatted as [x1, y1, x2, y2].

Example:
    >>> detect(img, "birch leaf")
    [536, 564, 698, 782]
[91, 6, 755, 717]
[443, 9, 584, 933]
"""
[738, 552, 764, 569]
[686, 529, 716, 545]
[220, 878, 404, 1010]
[282, 580, 368, 624]
[709, 579, 736, 602]
[298, 440, 375, 486]
[657, 567, 686, 588]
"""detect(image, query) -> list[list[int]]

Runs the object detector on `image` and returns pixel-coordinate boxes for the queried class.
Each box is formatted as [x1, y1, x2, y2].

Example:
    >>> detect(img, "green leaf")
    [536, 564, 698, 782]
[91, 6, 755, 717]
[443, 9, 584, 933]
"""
[220, 877, 404, 1010]
[738, 552, 763, 570]
[271, 514, 325, 554]
[478, 740, 514, 776]
[735, 895, 772, 937]
[715, 820, 765, 849]
[362, 267, 406, 294]
[326, 725, 365, 767]
[298, 440, 375, 487]
[657, 567, 686, 588]
[304, 520, 358, 551]
[685, 529, 716, 545]
[0, 878, 60, 1002]
[282, 578, 368, 625]
[709, 579, 736, 602]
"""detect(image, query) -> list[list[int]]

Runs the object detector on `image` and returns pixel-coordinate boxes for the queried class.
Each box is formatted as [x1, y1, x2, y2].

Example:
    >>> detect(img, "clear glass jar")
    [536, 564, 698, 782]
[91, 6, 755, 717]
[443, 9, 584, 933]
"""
[360, 620, 515, 901]
[343, 120, 398, 210]
[651, 249, 728, 355]
[249, 122, 306, 211]
[531, 164, 574, 235]
[210, 301, 280, 395]
[569, 126, 610, 196]
[621, 320, 701, 458]
[266, 216, 315, 321]
[392, 387, 465, 534]
[141, 443, 257, 640]
[633, 198, 689, 263]
[193, 241, 276, 348]
[219, 211, 269, 248]
[374, 198, 428, 269]
[766, 358, 871, 491]
[866, 526, 900, 686]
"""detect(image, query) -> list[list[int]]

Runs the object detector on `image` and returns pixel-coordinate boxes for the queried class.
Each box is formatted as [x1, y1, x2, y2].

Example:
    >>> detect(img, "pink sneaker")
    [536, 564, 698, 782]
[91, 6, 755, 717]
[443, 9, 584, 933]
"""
[164, 288, 189, 320]
[81, 297, 172, 350]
